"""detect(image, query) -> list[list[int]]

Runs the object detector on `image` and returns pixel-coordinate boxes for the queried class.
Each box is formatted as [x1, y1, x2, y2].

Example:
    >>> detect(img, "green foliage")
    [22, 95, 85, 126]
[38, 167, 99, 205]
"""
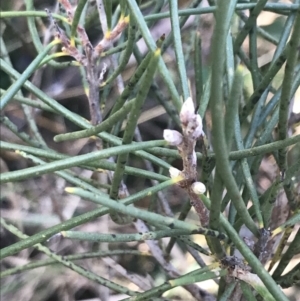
[0, 1, 300, 301]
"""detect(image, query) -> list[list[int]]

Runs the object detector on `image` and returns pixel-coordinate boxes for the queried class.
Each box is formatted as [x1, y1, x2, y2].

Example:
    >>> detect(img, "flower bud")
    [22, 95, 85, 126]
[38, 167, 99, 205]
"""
[191, 181, 206, 194]
[180, 97, 204, 139]
[180, 97, 195, 125]
[191, 114, 203, 139]
[169, 167, 182, 179]
[184, 114, 202, 137]
[163, 130, 183, 146]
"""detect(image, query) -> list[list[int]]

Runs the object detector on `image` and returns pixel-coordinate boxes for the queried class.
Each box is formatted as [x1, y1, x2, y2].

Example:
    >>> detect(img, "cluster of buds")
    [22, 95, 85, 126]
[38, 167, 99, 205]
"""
[164, 97, 204, 146]
[168, 167, 206, 194]
[163, 129, 183, 146]
[163, 97, 208, 224]
[180, 97, 204, 140]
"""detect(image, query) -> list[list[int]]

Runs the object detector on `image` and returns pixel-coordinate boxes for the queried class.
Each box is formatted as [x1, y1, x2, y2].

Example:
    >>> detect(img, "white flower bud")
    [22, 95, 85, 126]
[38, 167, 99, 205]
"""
[191, 181, 206, 194]
[169, 167, 182, 179]
[180, 97, 204, 139]
[180, 97, 195, 125]
[192, 114, 204, 139]
[163, 130, 183, 146]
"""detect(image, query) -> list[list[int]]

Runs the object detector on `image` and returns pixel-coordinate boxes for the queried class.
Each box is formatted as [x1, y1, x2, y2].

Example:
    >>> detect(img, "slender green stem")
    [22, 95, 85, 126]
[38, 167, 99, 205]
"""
[0, 140, 166, 183]
[240, 45, 288, 122]
[1, 3, 299, 22]
[1, 250, 149, 278]
[234, 115, 264, 227]
[149, 134, 300, 162]
[208, 171, 226, 258]
[62, 228, 213, 243]
[71, 0, 88, 41]
[39, 53, 79, 68]
[218, 282, 236, 301]
[240, 282, 258, 301]
[268, 227, 294, 274]
[258, 179, 282, 227]
[0, 58, 171, 171]
[0, 61, 114, 162]
[150, 83, 181, 127]
[109, 47, 161, 224]
[208, 50, 239, 250]
[272, 229, 300, 279]
[25, 0, 66, 69]
[169, 0, 189, 100]
[0, 116, 42, 148]
[244, 89, 269, 149]
[248, 109, 279, 179]
[25, 0, 48, 54]
[66, 187, 228, 241]
[273, 2, 299, 61]
[284, 158, 300, 186]
[237, 48, 251, 70]
[237, 10, 279, 45]
[103, 0, 112, 30]
[258, 65, 300, 129]
[109, 50, 151, 115]
[101, 41, 128, 57]
[257, 89, 281, 129]
[198, 71, 211, 118]
[102, 16, 135, 87]
[178, 236, 210, 256]
[209, 0, 259, 237]
[225, 66, 243, 151]
[276, 262, 300, 288]
[0, 11, 67, 23]
[234, 0, 272, 53]
[127, 0, 181, 111]
[248, 12, 261, 90]
[0, 36, 47, 148]
[122, 265, 227, 301]
[277, 8, 300, 171]
[200, 195, 290, 301]
[165, 201, 191, 255]
[194, 32, 203, 108]
[145, 0, 165, 28]
[144, 3, 300, 21]
[8, 151, 106, 197]
[54, 98, 135, 142]
[0, 89, 57, 113]
[0, 40, 58, 110]
[0, 140, 169, 182]
[162, 0, 202, 57]
[0, 218, 136, 296]
[0, 178, 178, 259]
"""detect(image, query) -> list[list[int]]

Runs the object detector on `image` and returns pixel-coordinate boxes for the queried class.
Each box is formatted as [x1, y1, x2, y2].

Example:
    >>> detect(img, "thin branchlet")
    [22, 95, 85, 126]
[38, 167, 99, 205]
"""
[46, 0, 128, 125]
[164, 97, 208, 225]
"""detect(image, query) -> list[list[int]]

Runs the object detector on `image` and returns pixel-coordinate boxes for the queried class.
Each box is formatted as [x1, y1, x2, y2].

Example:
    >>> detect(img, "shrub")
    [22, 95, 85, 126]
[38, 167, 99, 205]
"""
[1, 1, 300, 300]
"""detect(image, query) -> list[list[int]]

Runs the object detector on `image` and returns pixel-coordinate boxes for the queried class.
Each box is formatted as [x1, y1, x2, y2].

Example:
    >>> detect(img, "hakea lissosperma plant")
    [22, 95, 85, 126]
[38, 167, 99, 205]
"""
[1, 0, 300, 301]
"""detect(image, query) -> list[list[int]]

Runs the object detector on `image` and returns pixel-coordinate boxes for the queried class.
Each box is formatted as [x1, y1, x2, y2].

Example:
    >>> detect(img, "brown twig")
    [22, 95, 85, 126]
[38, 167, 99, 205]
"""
[93, 16, 130, 58]
[46, 1, 128, 125]
[164, 97, 209, 225]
